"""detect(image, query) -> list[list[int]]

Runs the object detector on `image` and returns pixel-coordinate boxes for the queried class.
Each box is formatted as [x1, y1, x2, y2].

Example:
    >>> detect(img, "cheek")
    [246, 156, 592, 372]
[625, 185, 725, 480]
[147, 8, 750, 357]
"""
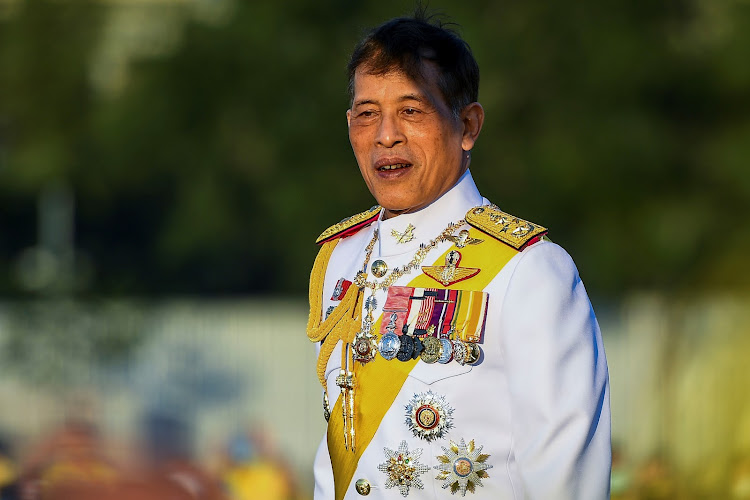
[349, 128, 369, 155]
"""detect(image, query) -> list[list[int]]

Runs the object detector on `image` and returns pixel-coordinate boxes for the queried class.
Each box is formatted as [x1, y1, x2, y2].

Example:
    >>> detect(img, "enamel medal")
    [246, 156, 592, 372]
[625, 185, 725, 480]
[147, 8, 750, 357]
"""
[434, 438, 493, 496]
[405, 391, 454, 442]
[378, 440, 429, 497]
[353, 295, 378, 365]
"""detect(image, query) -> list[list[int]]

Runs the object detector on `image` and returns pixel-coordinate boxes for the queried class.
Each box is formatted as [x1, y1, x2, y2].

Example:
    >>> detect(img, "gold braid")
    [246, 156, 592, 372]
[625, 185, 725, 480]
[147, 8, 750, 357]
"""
[307, 239, 338, 342]
[306, 239, 363, 391]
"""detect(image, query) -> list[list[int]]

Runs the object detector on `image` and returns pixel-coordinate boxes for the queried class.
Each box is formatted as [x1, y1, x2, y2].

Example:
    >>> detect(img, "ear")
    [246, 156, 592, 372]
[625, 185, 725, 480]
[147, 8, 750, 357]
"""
[460, 102, 484, 151]
[346, 109, 352, 128]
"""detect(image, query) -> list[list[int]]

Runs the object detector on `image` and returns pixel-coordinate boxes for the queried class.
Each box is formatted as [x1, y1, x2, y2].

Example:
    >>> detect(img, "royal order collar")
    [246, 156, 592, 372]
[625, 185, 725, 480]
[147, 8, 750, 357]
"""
[373, 169, 484, 258]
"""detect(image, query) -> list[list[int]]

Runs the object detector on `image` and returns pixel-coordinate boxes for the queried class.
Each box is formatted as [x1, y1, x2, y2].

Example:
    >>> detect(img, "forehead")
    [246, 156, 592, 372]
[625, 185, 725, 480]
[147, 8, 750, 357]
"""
[351, 64, 445, 107]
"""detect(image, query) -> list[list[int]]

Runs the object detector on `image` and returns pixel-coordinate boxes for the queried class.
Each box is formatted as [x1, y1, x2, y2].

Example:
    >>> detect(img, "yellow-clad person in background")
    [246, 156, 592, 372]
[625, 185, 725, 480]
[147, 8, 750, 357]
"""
[221, 430, 295, 500]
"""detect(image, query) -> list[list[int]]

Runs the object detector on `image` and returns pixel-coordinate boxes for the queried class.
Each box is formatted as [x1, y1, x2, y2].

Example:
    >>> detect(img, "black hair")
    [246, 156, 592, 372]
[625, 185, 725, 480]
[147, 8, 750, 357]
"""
[347, 8, 479, 119]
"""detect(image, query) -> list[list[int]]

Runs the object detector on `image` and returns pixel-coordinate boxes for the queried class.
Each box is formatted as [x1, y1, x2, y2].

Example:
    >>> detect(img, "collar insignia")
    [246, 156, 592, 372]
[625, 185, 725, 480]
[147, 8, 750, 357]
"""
[391, 223, 416, 244]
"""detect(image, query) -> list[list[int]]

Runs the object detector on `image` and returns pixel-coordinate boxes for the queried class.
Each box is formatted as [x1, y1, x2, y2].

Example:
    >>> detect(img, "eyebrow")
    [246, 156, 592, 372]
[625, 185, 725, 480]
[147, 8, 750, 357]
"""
[352, 94, 429, 108]
[399, 93, 427, 103]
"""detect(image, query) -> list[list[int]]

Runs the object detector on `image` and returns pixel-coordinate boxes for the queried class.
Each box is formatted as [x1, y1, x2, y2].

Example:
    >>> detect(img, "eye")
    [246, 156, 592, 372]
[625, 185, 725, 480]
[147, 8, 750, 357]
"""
[403, 107, 420, 115]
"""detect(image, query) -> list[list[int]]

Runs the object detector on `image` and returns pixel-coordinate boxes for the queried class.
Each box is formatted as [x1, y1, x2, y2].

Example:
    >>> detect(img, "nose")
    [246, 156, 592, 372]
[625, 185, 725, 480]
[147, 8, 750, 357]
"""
[375, 113, 405, 148]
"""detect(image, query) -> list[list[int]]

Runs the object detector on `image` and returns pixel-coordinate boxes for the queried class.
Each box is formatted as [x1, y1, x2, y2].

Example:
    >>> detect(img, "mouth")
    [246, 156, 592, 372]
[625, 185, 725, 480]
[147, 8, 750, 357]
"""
[374, 157, 413, 173]
[377, 163, 411, 171]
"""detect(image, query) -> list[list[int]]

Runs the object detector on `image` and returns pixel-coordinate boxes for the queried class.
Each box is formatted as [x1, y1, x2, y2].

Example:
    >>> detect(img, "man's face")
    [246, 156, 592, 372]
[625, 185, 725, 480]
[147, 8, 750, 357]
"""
[347, 65, 472, 219]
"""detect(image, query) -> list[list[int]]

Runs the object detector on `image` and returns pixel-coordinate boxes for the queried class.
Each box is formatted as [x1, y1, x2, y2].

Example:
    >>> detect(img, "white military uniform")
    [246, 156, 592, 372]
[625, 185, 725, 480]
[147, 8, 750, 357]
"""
[312, 170, 611, 499]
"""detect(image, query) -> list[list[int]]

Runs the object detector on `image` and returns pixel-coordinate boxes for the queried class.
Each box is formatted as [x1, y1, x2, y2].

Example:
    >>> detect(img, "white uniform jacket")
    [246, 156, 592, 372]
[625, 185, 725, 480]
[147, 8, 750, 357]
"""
[312, 170, 611, 499]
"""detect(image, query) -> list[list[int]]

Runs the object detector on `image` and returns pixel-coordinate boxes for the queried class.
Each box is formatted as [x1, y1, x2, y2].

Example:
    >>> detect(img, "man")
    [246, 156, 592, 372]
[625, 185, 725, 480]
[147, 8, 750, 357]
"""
[307, 12, 610, 499]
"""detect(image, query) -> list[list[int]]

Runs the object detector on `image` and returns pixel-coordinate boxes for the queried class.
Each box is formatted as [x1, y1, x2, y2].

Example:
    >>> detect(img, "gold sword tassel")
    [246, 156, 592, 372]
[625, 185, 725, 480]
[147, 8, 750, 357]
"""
[348, 368, 356, 452]
[337, 343, 358, 452]
[336, 368, 348, 450]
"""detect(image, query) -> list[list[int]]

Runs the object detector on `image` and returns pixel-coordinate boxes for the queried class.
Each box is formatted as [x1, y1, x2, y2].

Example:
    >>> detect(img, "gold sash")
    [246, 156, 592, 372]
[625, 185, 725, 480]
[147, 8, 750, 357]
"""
[325, 229, 519, 499]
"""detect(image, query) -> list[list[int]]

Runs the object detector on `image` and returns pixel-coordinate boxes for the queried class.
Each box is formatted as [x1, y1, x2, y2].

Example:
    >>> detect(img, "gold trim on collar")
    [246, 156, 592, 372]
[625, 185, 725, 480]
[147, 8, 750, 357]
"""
[465, 205, 547, 250]
[315, 206, 381, 244]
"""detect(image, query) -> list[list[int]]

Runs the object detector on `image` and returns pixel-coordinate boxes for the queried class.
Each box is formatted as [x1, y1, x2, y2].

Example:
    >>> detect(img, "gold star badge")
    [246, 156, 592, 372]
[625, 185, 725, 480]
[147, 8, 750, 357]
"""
[434, 438, 493, 496]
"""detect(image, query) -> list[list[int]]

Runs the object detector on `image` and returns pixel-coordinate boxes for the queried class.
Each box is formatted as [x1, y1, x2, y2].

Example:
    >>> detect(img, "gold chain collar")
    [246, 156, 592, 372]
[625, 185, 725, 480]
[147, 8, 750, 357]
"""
[353, 219, 466, 292]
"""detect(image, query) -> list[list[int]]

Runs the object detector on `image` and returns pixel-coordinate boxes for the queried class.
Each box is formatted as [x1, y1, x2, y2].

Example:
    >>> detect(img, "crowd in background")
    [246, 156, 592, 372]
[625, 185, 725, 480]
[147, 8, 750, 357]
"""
[0, 416, 298, 500]
[1, 420, 750, 498]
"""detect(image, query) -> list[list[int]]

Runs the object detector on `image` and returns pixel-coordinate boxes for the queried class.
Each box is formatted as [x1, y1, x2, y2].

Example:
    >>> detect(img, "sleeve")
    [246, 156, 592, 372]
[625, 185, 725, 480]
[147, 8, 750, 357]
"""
[499, 241, 611, 499]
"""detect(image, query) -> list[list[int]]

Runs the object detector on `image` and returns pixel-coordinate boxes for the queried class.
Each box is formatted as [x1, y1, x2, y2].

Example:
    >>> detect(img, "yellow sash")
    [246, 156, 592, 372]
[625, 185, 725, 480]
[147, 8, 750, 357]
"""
[325, 229, 519, 499]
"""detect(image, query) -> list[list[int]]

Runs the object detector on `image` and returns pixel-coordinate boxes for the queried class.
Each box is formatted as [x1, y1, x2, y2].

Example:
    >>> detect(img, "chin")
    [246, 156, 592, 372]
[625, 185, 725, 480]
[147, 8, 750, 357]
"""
[377, 197, 409, 213]
[372, 190, 424, 215]
[381, 203, 423, 218]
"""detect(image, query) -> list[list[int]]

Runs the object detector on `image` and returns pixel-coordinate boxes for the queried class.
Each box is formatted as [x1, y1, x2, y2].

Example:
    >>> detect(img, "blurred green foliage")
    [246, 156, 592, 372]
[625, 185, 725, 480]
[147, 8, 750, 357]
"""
[1, 0, 749, 297]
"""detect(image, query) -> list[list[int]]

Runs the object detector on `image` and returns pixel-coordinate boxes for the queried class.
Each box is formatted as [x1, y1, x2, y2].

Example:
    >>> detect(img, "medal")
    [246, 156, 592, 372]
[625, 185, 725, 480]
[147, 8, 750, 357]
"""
[378, 333, 401, 360]
[377, 440, 429, 496]
[451, 340, 481, 366]
[434, 438, 493, 496]
[452, 340, 468, 365]
[396, 335, 415, 362]
[353, 294, 378, 365]
[420, 336, 443, 364]
[405, 391, 454, 442]
[353, 332, 377, 364]
[437, 338, 454, 364]
[411, 336, 424, 360]
[371, 259, 388, 278]
[465, 343, 481, 365]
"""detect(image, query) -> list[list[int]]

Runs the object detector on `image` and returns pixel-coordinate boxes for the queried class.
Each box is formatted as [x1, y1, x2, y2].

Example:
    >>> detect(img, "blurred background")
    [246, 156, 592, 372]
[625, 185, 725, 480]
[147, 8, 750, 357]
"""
[0, 0, 749, 498]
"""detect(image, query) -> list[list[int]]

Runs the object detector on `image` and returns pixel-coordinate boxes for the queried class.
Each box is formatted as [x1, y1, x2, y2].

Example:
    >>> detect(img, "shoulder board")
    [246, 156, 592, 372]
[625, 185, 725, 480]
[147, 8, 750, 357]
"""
[465, 205, 548, 251]
[316, 206, 381, 245]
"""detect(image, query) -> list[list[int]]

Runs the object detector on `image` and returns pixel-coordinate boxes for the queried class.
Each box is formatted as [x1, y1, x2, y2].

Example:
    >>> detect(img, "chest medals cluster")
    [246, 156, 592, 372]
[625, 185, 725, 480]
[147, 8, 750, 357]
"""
[319, 219, 498, 496]
[349, 222, 485, 369]
[327, 219, 488, 452]
[309, 206, 551, 495]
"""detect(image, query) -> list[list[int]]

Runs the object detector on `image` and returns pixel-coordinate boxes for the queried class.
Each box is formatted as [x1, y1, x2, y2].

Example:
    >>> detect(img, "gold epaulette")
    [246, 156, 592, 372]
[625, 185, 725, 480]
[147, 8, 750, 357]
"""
[315, 205, 381, 244]
[465, 205, 548, 250]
